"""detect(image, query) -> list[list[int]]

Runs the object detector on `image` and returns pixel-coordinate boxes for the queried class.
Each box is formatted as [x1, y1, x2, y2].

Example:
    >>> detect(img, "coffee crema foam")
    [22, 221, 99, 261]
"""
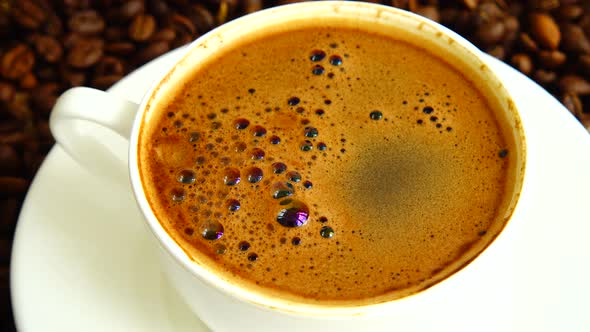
[138, 27, 514, 304]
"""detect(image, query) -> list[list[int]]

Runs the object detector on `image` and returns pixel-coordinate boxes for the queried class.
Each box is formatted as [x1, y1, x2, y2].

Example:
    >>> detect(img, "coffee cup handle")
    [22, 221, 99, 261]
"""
[49, 87, 139, 186]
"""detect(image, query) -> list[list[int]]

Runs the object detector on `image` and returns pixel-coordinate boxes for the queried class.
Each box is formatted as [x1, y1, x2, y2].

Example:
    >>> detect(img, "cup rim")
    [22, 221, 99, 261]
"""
[128, 1, 526, 317]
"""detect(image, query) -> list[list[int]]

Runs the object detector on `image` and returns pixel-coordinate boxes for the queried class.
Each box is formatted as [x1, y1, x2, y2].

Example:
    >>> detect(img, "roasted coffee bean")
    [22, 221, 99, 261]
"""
[558, 75, 590, 95]
[487, 45, 506, 60]
[19, 73, 38, 89]
[474, 2, 504, 25]
[32, 35, 63, 63]
[95, 57, 125, 76]
[129, 14, 157, 41]
[462, 0, 478, 10]
[149, 0, 171, 17]
[534, 69, 557, 84]
[170, 14, 197, 35]
[119, 0, 146, 20]
[519, 32, 539, 52]
[136, 41, 170, 64]
[538, 50, 566, 69]
[44, 13, 64, 37]
[0, 45, 35, 80]
[561, 23, 590, 54]
[151, 28, 177, 42]
[556, 5, 583, 21]
[529, 12, 561, 50]
[415, 6, 440, 23]
[528, 0, 560, 11]
[67, 39, 104, 69]
[562, 93, 583, 117]
[0, 82, 15, 104]
[244, 0, 263, 13]
[32, 83, 60, 113]
[476, 20, 506, 45]
[105, 42, 136, 55]
[68, 10, 105, 35]
[12, 0, 47, 29]
[189, 4, 216, 33]
[104, 27, 126, 41]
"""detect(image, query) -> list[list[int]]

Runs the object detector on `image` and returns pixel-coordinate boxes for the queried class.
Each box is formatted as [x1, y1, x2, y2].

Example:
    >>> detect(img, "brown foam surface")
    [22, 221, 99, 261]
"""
[138, 27, 512, 304]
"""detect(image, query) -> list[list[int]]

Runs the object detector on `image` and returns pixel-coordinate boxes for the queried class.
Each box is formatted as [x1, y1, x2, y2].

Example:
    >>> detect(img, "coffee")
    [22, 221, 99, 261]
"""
[138, 25, 517, 304]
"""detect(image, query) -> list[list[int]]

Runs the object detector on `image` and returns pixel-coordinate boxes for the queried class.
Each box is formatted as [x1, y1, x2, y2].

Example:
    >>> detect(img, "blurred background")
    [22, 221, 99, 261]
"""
[1, 0, 589, 330]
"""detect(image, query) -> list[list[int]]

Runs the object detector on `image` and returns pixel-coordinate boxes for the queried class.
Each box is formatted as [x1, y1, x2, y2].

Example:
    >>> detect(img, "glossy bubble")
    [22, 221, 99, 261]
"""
[234, 118, 250, 129]
[370, 110, 383, 120]
[276, 199, 309, 228]
[177, 169, 196, 184]
[247, 167, 263, 183]
[320, 226, 334, 238]
[251, 148, 265, 160]
[304, 127, 318, 138]
[223, 168, 241, 185]
[312, 65, 325, 75]
[303, 180, 313, 189]
[171, 188, 186, 202]
[272, 162, 287, 174]
[226, 199, 240, 212]
[252, 125, 267, 137]
[309, 50, 326, 62]
[329, 55, 343, 66]
[248, 253, 259, 261]
[200, 220, 224, 240]
[287, 171, 301, 182]
[215, 243, 227, 254]
[291, 237, 301, 245]
[288, 97, 300, 106]
[300, 140, 313, 151]
[239, 241, 250, 251]
[269, 135, 281, 145]
[317, 142, 327, 151]
[272, 182, 294, 199]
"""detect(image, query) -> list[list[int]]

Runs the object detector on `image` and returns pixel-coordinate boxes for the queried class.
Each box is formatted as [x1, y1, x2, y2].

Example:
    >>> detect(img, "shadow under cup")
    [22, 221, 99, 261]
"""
[132, 1, 526, 317]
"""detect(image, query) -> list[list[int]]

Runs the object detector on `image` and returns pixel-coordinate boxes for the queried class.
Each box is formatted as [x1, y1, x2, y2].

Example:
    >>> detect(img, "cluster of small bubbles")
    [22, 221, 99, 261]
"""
[234, 118, 250, 129]
[188, 132, 200, 142]
[300, 140, 313, 151]
[317, 142, 327, 151]
[312, 65, 325, 75]
[248, 253, 259, 261]
[320, 226, 335, 238]
[288, 97, 300, 106]
[329, 55, 343, 66]
[177, 169, 196, 184]
[287, 171, 301, 182]
[291, 237, 301, 245]
[226, 199, 240, 212]
[276, 199, 309, 228]
[200, 219, 224, 240]
[214, 243, 227, 254]
[252, 125, 267, 137]
[223, 168, 241, 186]
[272, 182, 294, 199]
[251, 148, 265, 160]
[303, 180, 313, 189]
[304, 127, 318, 138]
[498, 149, 509, 158]
[171, 188, 186, 202]
[272, 162, 287, 174]
[309, 50, 326, 62]
[370, 110, 383, 120]
[211, 121, 221, 130]
[238, 241, 250, 251]
[318, 216, 328, 223]
[247, 167, 263, 183]
[269, 135, 281, 144]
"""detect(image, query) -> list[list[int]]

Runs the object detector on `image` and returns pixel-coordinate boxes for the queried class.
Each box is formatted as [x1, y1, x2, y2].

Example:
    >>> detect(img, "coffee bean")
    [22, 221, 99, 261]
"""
[136, 41, 170, 64]
[119, 0, 146, 20]
[0, 145, 21, 176]
[462, 0, 478, 10]
[19, 73, 38, 89]
[562, 93, 583, 117]
[476, 20, 506, 46]
[148, 0, 171, 17]
[12, 0, 47, 29]
[0, 82, 15, 104]
[188, 4, 216, 33]
[129, 14, 157, 41]
[510, 53, 533, 75]
[556, 5, 583, 21]
[533, 69, 557, 84]
[529, 12, 561, 49]
[44, 13, 64, 37]
[415, 6, 440, 23]
[558, 75, 590, 95]
[487, 45, 505, 60]
[245, 0, 263, 13]
[95, 57, 125, 76]
[151, 27, 176, 42]
[32, 83, 60, 113]
[474, 2, 504, 25]
[105, 42, 136, 55]
[561, 23, 590, 54]
[60, 68, 87, 87]
[0, 45, 35, 80]
[519, 32, 539, 52]
[68, 10, 105, 35]
[0, 177, 28, 198]
[538, 50, 566, 69]
[528, 0, 560, 11]
[170, 14, 197, 35]
[32, 35, 63, 63]
[104, 27, 126, 41]
[67, 38, 104, 69]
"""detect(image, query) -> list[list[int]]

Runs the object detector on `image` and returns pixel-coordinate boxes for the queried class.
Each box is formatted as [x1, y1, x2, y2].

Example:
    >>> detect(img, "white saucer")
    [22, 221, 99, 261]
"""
[10, 46, 590, 331]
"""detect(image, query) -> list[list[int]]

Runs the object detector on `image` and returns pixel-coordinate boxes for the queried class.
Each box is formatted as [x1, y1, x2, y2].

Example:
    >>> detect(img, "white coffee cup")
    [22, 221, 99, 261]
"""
[49, 2, 526, 331]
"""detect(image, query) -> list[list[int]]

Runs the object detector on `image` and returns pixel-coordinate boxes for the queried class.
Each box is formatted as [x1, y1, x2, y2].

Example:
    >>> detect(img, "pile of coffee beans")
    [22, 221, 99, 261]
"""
[0, 0, 588, 330]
